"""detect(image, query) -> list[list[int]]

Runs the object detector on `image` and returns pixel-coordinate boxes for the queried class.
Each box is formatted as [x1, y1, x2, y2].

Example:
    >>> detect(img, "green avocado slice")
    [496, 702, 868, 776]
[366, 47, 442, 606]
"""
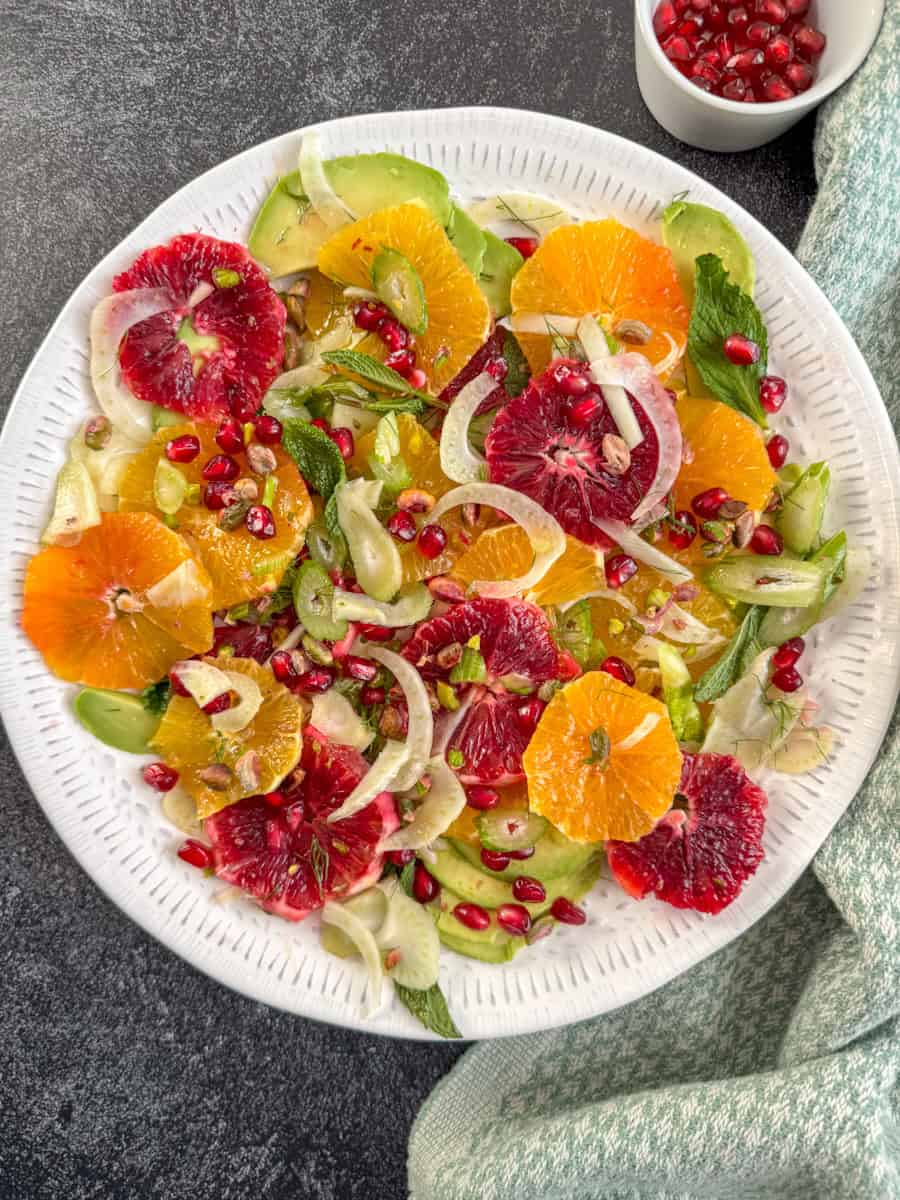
[446, 204, 486, 277]
[429, 845, 601, 914]
[450, 828, 600, 883]
[477, 230, 524, 318]
[74, 688, 161, 754]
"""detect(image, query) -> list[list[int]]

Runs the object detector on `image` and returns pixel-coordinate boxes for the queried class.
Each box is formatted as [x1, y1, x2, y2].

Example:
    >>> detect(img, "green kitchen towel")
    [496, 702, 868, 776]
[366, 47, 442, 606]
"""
[408, 7, 900, 1197]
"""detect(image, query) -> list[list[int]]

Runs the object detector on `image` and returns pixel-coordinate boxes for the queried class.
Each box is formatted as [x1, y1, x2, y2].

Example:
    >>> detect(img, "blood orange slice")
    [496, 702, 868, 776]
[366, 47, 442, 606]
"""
[606, 752, 767, 914]
[205, 728, 399, 920]
[402, 598, 560, 785]
[113, 233, 286, 421]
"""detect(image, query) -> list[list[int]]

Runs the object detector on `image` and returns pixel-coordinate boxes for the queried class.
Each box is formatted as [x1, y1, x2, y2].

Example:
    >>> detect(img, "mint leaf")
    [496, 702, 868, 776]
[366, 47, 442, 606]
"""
[398, 860, 416, 897]
[501, 329, 530, 397]
[282, 419, 346, 500]
[140, 679, 171, 716]
[694, 605, 765, 702]
[359, 392, 429, 416]
[324, 491, 342, 539]
[394, 981, 462, 1039]
[688, 254, 768, 428]
[322, 349, 418, 395]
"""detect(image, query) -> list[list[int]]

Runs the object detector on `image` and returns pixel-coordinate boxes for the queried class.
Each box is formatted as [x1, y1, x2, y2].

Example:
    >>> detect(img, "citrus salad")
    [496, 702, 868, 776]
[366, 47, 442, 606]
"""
[21, 135, 866, 1037]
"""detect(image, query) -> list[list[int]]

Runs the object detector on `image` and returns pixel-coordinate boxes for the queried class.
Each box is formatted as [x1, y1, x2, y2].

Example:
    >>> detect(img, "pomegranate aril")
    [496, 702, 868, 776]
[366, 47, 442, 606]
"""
[706, 2, 727, 29]
[328, 426, 354, 461]
[168, 667, 191, 697]
[568, 394, 601, 426]
[353, 301, 390, 331]
[357, 623, 392, 641]
[745, 20, 772, 44]
[762, 73, 794, 100]
[295, 667, 334, 693]
[263, 790, 285, 807]
[229, 394, 259, 423]
[142, 761, 179, 792]
[600, 656, 636, 687]
[508, 846, 536, 861]
[202, 691, 232, 716]
[784, 0, 808, 14]
[673, 0, 691, 12]
[387, 849, 415, 866]
[165, 434, 200, 463]
[453, 902, 490, 931]
[691, 60, 721, 85]
[387, 510, 417, 542]
[378, 319, 410, 352]
[269, 649, 298, 683]
[783, 60, 813, 91]
[245, 504, 276, 539]
[559, 369, 591, 397]
[765, 32, 793, 66]
[215, 417, 245, 455]
[496, 904, 532, 937]
[512, 875, 546, 903]
[178, 839, 212, 870]
[654, 1, 679, 37]
[759, 374, 787, 413]
[343, 655, 378, 682]
[550, 897, 586, 925]
[515, 697, 545, 734]
[726, 48, 765, 77]
[254, 414, 283, 444]
[505, 235, 539, 259]
[662, 33, 695, 62]
[360, 685, 385, 706]
[772, 664, 803, 693]
[310, 417, 330, 432]
[726, 5, 750, 31]
[668, 509, 698, 550]
[417, 523, 448, 560]
[793, 23, 825, 59]
[756, 0, 786, 22]
[677, 17, 704, 36]
[384, 349, 416, 379]
[466, 785, 500, 810]
[750, 523, 783, 555]
[772, 636, 804, 669]
[408, 368, 428, 390]
[691, 486, 730, 519]
[713, 31, 733, 59]
[481, 848, 512, 872]
[486, 357, 508, 382]
[767, 434, 790, 468]
[721, 75, 747, 100]
[202, 453, 240, 482]
[723, 332, 761, 365]
[413, 862, 440, 904]
[605, 553, 638, 589]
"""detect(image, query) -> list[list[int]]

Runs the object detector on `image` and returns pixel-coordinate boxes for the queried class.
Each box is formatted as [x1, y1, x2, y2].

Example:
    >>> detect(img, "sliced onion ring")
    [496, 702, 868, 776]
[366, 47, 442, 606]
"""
[321, 900, 384, 1018]
[326, 739, 410, 825]
[299, 132, 354, 232]
[439, 371, 496, 483]
[379, 757, 467, 852]
[430, 482, 566, 599]
[90, 288, 173, 443]
[592, 517, 692, 583]
[431, 691, 474, 758]
[362, 644, 434, 791]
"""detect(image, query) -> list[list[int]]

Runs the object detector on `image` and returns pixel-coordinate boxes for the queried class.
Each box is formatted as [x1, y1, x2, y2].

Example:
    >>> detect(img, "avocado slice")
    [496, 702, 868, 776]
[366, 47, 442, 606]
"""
[249, 152, 452, 276]
[478, 230, 524, 318]
[74, 688, 161, 754]
[662, 200, 755, 304]
[435, 891, 522, 964]
[446, 204, 486, 277]
[429, 845, 601, 914]
[450, 828, 600, 883]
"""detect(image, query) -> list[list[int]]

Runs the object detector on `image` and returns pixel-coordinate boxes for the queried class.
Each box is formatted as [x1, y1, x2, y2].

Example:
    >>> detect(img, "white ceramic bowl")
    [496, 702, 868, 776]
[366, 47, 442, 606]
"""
[635, 0, 885, 151]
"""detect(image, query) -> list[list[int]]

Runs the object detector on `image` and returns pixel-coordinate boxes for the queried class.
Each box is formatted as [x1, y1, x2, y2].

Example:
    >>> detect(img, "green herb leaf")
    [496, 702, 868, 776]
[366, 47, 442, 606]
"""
[694, 605, 765, 702]
[688, 254, 768, 428]
[500, 330, 531, 397]
[322, 349, 418, 395]
[140, 678, 172, 716]
[324, 491, 342, 539]
[398, 861, 416, 897]
[393, 981, 462, 1039]
[372, 412, 401, 464]
[282, 418, 346, 501]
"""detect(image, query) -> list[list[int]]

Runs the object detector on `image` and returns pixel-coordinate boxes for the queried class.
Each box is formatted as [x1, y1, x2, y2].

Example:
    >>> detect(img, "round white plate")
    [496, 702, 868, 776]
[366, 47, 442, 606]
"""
[2, 107, 898, 1041]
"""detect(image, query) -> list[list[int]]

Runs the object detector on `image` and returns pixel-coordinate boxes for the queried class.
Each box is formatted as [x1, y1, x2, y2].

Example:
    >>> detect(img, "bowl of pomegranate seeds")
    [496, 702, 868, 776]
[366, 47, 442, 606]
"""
[635, 0, 885, 151]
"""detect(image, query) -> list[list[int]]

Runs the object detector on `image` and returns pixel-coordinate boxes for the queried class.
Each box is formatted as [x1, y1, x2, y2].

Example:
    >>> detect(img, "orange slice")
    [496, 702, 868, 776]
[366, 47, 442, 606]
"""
[118, 423, 313, 610]
[317, 204, 491, 392]
[22, 511, 214, 689]
[674, 394, 776, 518]
[150, 656, 304, 818]
[524, 671, 681, 843]
[510, 219, 689, 378]
[443, 780, 530, 844]
[303, 268, 384, 358]
[451, 525, 604, 606]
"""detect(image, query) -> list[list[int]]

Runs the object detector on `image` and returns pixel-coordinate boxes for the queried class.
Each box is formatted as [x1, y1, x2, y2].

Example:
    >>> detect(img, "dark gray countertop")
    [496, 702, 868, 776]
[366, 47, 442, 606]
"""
[0, 2, 817, 1196]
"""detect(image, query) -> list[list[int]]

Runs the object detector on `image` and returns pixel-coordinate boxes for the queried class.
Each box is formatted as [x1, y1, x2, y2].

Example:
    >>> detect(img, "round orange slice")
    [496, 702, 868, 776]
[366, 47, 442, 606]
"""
[451, 525, 605, 606]
[22, 511, 214, 689]
[674, 393, 776, 518]
[118, 423, 312, 610]
[510, 219, 689, 378]
[524, 671, 681, 843]
[317, 204, 491, 392]
[150, 656, 303, 819]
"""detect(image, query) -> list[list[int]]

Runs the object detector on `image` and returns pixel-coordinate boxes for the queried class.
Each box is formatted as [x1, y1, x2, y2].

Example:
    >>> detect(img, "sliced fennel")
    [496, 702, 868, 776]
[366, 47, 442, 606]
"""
[333, 583, 432, 628]
[320, 886, 389, 957]
[321, 900, 384, 1017]
[310, 689, 374, 752]
[768, 723, 834, 774]
[90, 288, 172, 443]
[41, 460, 101, 545]
[429, 482, 566, 598]
[466, 192, 572, 236]
[210, 670, 263, 734]
[299, 132, 355, 232]
[336, 477, 403, 602]
[170, 660, 231, 708]
[161, 785, 203, 838]
[577, 315, 643, 449]
[379, 757, 467, 852]
[658, 643, 703, 744]
[362, 644, 435, 791]
[145, 559, 210, 609]
[439, 372, 495, 483]
[326, 738, 411, 824]
[658, 603, 726, 649]
[701, 648, 805, 771]
[375, 882, 441, 991]
[592, 518, 692, 583]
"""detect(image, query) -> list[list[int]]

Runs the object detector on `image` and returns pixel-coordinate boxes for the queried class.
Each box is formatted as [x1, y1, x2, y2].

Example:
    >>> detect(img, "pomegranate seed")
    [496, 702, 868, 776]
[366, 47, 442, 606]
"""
[699, 47, 722, 65]
[505, 236, 539, 259]
[485, 357, 508, 383]
[727, 3, 750, 28]
[453, 902, 490, 931]
[568, 394, 601, 426]
[215, 417, 245, 455]
[515, 697, 545, 733]
[793, 23, 825, 60]
[480, 848, 512, 872]
[245, 504, 276, 539]
[508, 846, 536, 861]
[417, 523, 448, 560]
[557, 650, 582, 681]
[412, 862, 440, 903]
[496, 904, 532, 937]
[765, 32, 793, 66]
[360, 685, 386, 706]
[168, 667, 191, 697]
[379, 319, 410, 352]
[605, 553, 638, 589]
[773, 636, 805, 669]
[767, 433, 790, 468]
[654, 0, 679, 37]
[745, 20, 773, 44]
[295, 667, 334, 693]
[142, 761, 179, 791]
[692, 487, 730, 519]
[263, 790, 285, 807]
[387, 849, 415, 866]
[229, 394, 258, 422]
[408, 368, 428, 389]
[512, 875, 546, 903]
[600, 656, 636, 687]
[784, 0, 808, 15]
[202, 692, 232, 715]
[750, 523, 784, 555]
[726, 48, 765, 77]
[759, 375, 787, 413]
[713, 31, 733, 59]
[310, 417, 330, 432]
[203, 481, 238, 510]
[662, 33, 695, 62]
[757, 0, 786, 22]
[384, 349, 416, 379]
[560, 370, 591, 397]
[723, 332, 761, 365]
[677, 18, 703, 37]
[721, 76, 747, 100]
[668, 509, 698, 550]
[202, 454, 240, 482]
[466, 785, 499, 811]
[762, 74, 795, 101]
[691, 59, 721, 85]
[178, 839, 212, 870]
[255, 414, 283, 445]
[550, 897, 587, 925]
[673, 0, 691, 12]
[692, 0, 711, 10]
[706, 2, 727, 30]
[343, 655, 378, 682]
[387, 510, 417, 542]
[783, 59, 813, 91]
[357, 623, 392, 641]
[165, 434, 201, 463]
[772, 664, 803, 693]
[328, 426, 354, 461]
[353, 301, 390, 331]
[269, 649, 298, 683]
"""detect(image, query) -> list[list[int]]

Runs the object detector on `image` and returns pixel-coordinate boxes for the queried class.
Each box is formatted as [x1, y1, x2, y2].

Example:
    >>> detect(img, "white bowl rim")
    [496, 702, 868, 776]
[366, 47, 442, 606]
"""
[635, 0, 886, 118]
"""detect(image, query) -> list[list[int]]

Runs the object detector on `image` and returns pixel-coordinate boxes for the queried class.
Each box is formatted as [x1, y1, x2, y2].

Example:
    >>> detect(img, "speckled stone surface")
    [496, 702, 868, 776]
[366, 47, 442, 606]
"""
[0, 2, 817, 1196]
